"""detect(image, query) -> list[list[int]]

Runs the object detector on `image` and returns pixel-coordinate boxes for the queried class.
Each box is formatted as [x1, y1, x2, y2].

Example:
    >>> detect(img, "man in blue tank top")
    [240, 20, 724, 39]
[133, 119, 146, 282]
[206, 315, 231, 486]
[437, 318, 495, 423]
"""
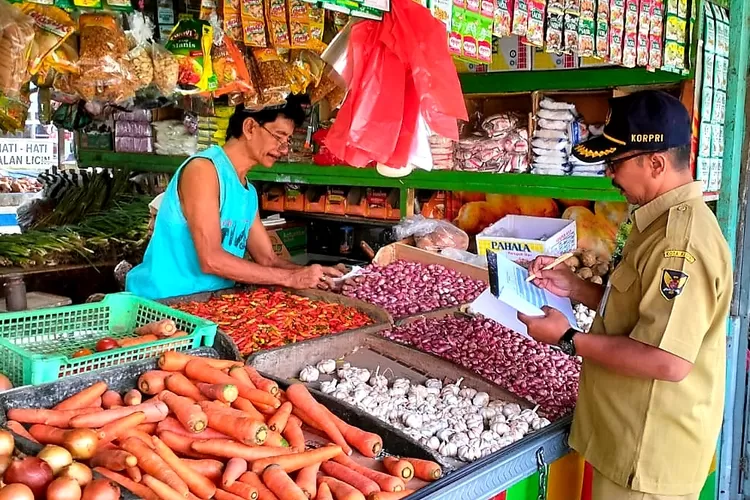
[126, 96, 342, 300]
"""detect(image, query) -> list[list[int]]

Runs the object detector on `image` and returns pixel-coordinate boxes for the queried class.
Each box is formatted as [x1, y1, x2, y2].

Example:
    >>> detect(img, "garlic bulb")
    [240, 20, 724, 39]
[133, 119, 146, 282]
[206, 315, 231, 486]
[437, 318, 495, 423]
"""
[518, 408, 538, 424]
[480, 407, 497, 421]
[439, 441, 458, 457]
[472, 392, 490, 407]
[490, 422, 510, 436]
[510, 420, 530, 435]
[502, 403, 522, 418]
[299, 365, 320, 382]
[316, 359, 337, 374]
[531, 417, 551, 430]
[403, 413, 423, 429]
[425, 436, 440, 450]
[480, 430, 496, 443]
[465, 414, 483, 430]
[369, 373, 388, 389]
[459, 387, 478, 399]
[436, 428, 454, 442]
[320, 380, 337, 394]
[332, 390, 349, 399]
[353, 387, 370, 403]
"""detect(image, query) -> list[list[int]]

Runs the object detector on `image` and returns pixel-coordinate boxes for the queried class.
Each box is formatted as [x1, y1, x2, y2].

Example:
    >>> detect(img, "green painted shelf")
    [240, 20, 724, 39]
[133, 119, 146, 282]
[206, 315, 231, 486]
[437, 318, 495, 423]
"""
[78, 150, 624, 201]
[459, 67, 690, 94]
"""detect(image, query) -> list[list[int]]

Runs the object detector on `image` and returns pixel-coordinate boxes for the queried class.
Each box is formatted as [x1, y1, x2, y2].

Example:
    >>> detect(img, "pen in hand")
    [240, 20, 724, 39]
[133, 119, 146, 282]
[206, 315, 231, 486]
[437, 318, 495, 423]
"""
[526, 252, 575, 282]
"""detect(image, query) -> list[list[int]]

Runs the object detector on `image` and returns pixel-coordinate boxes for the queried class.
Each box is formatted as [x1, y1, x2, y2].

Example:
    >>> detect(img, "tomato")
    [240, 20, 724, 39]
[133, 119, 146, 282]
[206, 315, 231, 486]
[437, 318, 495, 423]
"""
[95, 338, 119, 352]
[71, 348, 93, 358]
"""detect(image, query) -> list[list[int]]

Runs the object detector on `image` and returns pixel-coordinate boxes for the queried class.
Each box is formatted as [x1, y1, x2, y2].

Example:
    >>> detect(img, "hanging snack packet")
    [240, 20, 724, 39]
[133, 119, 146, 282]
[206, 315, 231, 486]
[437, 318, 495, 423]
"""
[621, 0, 638, 67]
[223, 0, 243, 41]
[241, 0, 267, 47]
[636, 0, 651, 66]
[493, 0, 512, 37]
[252, 47, 291, 106]
[310, 70, 337, 104]
[73, 0, 101, 10]
[562, 0, 579, 53]
[526, 0, 546, 47]
[266, 0, 290, 48]
[511, 0, 528, 36]
[123, 13, 155, 90]
[0, 1, 35, 101]
[166, 18, 217, 94]
[212, 32, 255, 97]
[47, 35, 79, 74]
[608, 0, 624, 64]
[19, 4, 75, 76]
[288, 0, 325, 48]
[595, 0, 609, 58]
[151, 42, 179, 96]
[647, 0, 664, 69]
[200, 0, 216, 20]
[577, 0, 594, 56]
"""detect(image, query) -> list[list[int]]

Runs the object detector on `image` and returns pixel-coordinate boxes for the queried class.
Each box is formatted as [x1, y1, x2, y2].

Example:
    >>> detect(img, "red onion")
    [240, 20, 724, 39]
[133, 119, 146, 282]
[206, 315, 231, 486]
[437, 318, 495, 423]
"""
[382, 315, 581, 420]
[341, 261, 487, 318]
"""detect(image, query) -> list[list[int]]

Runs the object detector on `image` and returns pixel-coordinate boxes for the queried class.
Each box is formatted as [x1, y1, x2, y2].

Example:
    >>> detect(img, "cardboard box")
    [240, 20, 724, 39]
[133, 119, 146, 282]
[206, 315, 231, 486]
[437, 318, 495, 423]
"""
[418, 191, 448, 219]
[366, 188, 390, 219]
[261, 184, 285, 211]
[267, 225, 307, 258]
[304, 186, 327, 213]
[476, 215, 577, 263]
[284, 184, 305, 212]
[325, 187, 348, 215]
[374, 243, 487, 282]
[346, 187, 368, 217]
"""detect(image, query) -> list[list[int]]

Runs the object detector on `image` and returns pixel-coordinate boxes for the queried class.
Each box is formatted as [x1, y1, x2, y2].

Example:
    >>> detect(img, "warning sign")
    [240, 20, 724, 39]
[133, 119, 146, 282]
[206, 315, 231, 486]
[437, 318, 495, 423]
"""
[0, 138, 57, 170]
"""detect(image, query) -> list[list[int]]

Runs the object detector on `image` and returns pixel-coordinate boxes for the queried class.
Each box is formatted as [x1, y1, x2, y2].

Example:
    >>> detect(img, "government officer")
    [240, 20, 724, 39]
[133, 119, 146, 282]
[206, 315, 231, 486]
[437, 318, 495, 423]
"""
[518, 90, 732, 500]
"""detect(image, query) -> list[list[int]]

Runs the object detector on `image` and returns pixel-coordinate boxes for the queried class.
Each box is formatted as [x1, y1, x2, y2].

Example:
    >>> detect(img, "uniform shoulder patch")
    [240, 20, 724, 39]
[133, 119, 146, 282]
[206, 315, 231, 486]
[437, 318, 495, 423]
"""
[663, 250, 696, 263]
[661, 269, 689, 300]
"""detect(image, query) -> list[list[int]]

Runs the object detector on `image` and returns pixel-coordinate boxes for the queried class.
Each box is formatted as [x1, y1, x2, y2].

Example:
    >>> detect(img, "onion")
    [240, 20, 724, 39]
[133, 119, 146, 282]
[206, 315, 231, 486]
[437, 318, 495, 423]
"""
[46, 477, 81, 500]
[58, 464, 91, 488]
[0, 484, 34, 500]
[0, 456, 12, 476]
[0, 433, 13, 457]
[61, 431, 97, 460]
[37, 446, 72, 476]
[81, 479, 119, 500]
[0, 374, 12, 392]
[3, 457, 54, 499]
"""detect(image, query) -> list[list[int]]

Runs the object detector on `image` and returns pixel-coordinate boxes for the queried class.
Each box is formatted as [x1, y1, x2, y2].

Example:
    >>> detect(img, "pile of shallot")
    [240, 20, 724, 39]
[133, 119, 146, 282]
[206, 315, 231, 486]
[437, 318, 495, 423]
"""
[341, 261, 487, 318]
[383, 316, 581, 420]
[299, 362, 549, 463]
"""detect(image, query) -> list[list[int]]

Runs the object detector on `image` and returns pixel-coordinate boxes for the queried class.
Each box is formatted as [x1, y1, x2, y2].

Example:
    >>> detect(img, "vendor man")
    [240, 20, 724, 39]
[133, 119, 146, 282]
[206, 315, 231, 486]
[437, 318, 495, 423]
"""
[127, 97, 342, 300]
[519, 91, 732, 500]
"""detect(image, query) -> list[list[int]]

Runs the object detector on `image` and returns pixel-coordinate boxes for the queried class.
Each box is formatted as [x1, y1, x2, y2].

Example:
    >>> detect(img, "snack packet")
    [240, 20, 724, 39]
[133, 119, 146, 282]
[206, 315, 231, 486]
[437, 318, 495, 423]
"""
[123, 12, 155, 90]
[165, 18, 217, 94]
[212, 31, 255, 97]
[0, 1, 35, 100]
[251, 48, 291, 106]
[19, 4, 75, 76]
[493, 0, 512, 37]
[511, 0, 529, 36]
[47, 35, 79, 74]
[151, 41, 179, 96]
[526, 0, 546, 46]
[266, 0, 290, 48]
[595, 0, 609, 58]
[241, 0, 267, 47]
[223, 0, 243, 41]
[288, 0, 325, 48]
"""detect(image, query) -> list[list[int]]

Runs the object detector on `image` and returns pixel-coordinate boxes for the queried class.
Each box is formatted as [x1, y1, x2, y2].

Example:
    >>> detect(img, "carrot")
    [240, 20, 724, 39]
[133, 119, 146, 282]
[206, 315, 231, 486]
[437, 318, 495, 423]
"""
[261, 464, 307, 500]
[232, 397, 266, 421]
[263, 430, 288, 448]
[254, 403, 278, 416]
[122, 389, 142, 406]
[94, 467, 160, 500]
[367, 491, 415, 500]
[223, 458, 248, 488]
[228, 366, 256, 389]
[225, 480, 259, 500]
[139, 371, 173, 395]
[400, 457, 441, 481]
[285, 384, 351, 455]
[250, 445, 343, 474]
[332, 455, 404, 493]
[119, 335, 159, 347]
[165, 373, 207, 402]
[142, 474, 187, 500]
[317, 476, 366, 500]
[152, 436, 217, 499]
[291, 407, 322, 432]
[318, 407, 382, 458]
[243, 367, 279, 396]
[102, 391, 124, 409]
[157, 416, 230, 439]
[28, 424, 68, 445]
[54, 381, 108, 410]
[282, 419, 306, 452]
[159, 351, 242, 372]
[8, 407, 100, 427]
[183, 459, 224, 483]
[121, 436, 189, 496]
[267, 402, 293, 433]
[6, 420, 38, 443]
[186, 361, 280, 409]
[196, 382, 239, 403]
[70, 400, 169, 428]
[87, 397, 103, 408]
[137, 423, 158, 434]
[316, 483, 334, 500]
[239, 472, 280, 500]
[294, 462, 320, 498]
[157, 430, 212, 459]
[160, 390, 208, 433]
[215, 490, 247, 500]
[191, 439, 293, 462]
[90, 449, 138, 471]
[199, 401, 268, 445]
[320, 461, 379, 496]
[126, 466, 142, 482]
[381, 458, 414, 481]
[136, 319, 177, 337]
[118, 428, 156, 447]
[98, 412, 146, 444]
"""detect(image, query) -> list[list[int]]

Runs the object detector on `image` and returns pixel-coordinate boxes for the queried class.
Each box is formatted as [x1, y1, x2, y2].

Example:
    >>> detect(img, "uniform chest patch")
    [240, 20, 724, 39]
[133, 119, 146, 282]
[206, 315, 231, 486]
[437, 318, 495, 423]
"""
[661, 269, 689, 300]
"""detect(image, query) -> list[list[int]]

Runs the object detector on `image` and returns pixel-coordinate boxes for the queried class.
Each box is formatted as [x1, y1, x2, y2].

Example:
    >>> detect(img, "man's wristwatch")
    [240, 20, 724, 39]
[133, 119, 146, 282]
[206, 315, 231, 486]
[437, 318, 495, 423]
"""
[557, 328, 578, 356]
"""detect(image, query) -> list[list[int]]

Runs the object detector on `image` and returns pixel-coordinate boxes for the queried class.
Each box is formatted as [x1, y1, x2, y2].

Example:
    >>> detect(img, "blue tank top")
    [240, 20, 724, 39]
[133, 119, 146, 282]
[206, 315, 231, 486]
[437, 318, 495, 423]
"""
[126, 146, 258, 300]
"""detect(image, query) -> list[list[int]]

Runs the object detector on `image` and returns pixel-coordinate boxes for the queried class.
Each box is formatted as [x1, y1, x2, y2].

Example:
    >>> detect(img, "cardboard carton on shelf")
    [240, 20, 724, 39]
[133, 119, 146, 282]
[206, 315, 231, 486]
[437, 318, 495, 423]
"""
[267, 225, 307, 259]
[284, 184, 305, 212]
[366, 188, 400, 220]
[346, 187, 369, 217]
[476, 215, 577, 263]
[261, 184, 285, 211]
[325, 187, 348, 215]
[304, 186, 327, 213]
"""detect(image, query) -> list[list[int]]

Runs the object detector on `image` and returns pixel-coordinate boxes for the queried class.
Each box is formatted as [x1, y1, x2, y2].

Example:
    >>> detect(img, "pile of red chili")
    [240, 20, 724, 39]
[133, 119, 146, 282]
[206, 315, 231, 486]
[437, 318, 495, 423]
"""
[173, 289, 373, 355]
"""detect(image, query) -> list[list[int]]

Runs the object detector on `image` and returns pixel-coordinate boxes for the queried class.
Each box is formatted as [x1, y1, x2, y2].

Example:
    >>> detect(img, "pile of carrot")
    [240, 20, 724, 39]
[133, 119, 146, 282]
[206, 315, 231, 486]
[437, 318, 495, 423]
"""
[5, 351, 443, 500]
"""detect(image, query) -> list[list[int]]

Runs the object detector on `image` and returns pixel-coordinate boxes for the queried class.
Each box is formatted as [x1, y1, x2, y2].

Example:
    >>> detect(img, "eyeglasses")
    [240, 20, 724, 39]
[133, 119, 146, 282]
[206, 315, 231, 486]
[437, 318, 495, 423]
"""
[606, 149, 667, 172]
[261, 125, 292, 152]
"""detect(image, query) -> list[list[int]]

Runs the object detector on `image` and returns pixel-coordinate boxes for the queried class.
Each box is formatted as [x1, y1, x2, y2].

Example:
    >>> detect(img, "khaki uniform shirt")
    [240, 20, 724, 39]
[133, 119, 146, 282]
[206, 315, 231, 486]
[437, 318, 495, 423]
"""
[569, 182, 732, 496]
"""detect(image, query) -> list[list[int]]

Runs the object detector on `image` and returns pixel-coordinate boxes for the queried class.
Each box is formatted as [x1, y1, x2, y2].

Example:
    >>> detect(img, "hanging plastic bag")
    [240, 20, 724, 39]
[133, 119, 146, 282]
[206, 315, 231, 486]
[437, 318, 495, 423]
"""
[394, 215, 470, 251]
[165, 18, 217, 94]
[151, 42, 179, 96]
[0, 1, 35, 100]
[210, 20, 255, 97]
[123, 13, 155, 90]
[251, 48, 291, 106]
[19, 4, 75, 76]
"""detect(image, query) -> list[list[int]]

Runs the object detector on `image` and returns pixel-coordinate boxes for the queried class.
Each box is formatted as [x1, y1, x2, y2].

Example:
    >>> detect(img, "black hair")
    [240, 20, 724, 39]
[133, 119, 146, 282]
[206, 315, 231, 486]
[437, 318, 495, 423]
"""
[669, 144, 692, 170]
[226, 94, 308, 141]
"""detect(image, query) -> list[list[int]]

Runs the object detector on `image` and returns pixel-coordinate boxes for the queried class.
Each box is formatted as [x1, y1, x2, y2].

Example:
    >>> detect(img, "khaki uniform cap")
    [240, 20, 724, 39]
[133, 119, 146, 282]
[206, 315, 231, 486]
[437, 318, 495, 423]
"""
[569, 181, 732, 496]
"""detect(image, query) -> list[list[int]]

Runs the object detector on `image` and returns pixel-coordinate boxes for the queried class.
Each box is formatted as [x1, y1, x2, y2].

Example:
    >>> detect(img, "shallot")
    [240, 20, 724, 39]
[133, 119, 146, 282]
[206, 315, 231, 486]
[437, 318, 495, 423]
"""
[341, 261, 486, 318]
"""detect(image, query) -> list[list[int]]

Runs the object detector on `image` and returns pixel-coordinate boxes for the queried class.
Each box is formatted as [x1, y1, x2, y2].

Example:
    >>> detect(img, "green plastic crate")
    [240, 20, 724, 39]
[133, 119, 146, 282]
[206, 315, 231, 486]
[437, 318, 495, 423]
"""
[0, 293, 218, 386]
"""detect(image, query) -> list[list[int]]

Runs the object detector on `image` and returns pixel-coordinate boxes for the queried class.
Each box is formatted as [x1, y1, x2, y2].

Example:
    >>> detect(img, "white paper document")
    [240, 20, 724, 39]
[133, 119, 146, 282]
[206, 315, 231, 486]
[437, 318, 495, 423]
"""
[470, 252, 579, 336]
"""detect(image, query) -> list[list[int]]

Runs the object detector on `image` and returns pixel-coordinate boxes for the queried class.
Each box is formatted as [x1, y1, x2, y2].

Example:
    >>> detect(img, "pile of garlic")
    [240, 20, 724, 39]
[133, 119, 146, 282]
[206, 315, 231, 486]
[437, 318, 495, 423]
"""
[574, 303, 596, 332]
[298, 361, 551, 463]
